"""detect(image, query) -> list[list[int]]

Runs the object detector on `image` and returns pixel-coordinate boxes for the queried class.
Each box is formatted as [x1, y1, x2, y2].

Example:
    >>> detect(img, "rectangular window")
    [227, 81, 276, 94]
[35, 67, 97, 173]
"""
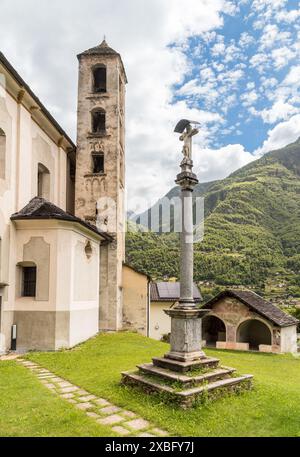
[92, 111, 106, 134]
[94, 67, 106, 93]
[92, 153, 104, 174]
[22, 267, 37, 297]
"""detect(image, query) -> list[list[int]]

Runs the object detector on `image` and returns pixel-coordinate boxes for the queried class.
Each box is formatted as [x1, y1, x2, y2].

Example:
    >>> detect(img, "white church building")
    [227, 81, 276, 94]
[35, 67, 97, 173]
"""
[0, 41, 147, 352]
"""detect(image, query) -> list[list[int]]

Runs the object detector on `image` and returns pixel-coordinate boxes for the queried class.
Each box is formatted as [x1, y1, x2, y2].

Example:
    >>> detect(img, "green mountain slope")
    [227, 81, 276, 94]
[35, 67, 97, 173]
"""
[126, 138, 300, 298]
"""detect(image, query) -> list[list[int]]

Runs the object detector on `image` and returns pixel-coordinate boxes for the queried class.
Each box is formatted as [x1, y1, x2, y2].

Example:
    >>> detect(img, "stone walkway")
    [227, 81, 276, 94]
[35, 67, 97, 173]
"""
[17, 359, 168, 437]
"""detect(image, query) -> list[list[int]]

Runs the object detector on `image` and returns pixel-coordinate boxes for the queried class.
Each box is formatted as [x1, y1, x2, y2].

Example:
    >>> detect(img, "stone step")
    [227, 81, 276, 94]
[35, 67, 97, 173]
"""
[177, 375, 253, 397]
[152, 356, 220, 373]
[137, 363, 235, 386]
[121, 371, 253, 408]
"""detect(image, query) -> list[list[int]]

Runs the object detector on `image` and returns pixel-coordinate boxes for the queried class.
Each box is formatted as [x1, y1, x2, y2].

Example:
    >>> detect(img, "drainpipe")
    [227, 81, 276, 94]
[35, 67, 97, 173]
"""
[147, 279, 150, 337]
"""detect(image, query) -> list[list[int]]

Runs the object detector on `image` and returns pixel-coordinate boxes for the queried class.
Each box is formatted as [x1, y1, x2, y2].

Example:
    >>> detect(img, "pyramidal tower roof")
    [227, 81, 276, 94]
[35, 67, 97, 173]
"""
[77, 39, 127, 82]
[78, 39, 119, 57]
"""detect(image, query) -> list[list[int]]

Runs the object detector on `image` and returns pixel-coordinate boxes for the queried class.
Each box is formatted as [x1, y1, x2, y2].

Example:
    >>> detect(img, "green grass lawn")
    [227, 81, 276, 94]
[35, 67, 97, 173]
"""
[26, 332, 300, 437]
[0, 361, 117, 437]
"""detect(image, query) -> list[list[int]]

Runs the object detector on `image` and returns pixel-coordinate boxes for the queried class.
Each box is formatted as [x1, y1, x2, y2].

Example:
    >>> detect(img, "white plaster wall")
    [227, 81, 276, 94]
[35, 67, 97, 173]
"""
[55, 225, 100, 348]
[280, 326, 298, 353]
[13, 223, 57, 312]
[10, 220, 101, 351]
[0, 82, 71, 351]
[150, 302, 171, 340]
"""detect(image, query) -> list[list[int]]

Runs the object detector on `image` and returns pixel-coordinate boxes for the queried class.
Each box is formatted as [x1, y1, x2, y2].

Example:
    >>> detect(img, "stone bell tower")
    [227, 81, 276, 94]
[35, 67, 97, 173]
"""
[76, 40, 127, 331]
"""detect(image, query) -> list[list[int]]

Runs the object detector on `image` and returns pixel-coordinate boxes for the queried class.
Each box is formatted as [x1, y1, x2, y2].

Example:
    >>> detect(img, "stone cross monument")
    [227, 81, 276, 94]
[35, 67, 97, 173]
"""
[121, 119, 253, 407]
[164, 120, 209, 362]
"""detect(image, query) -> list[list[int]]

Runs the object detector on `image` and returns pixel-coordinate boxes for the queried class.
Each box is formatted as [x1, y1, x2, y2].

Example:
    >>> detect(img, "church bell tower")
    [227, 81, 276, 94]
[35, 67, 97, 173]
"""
[75, 39, 127, 331]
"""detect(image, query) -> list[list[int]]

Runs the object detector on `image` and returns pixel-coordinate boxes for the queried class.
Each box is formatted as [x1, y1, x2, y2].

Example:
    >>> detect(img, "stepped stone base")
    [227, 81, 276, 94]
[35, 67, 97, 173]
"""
[121, 354, 253, 408]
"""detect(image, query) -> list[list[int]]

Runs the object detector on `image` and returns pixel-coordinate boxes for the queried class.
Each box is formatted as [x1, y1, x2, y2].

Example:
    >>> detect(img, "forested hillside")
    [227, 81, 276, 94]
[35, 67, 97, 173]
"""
[126, 138, 300, 303]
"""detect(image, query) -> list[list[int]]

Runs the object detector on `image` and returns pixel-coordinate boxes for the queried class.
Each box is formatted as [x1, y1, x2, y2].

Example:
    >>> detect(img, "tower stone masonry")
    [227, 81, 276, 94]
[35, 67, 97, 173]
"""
[75, 40, 127, 330]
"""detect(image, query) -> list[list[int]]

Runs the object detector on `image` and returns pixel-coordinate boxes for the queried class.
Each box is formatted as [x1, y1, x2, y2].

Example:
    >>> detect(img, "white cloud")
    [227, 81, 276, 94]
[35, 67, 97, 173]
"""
[250, 52, 268, 70]
[255, 114, 300, 155]
[211, 42, 226, 56]
[241, 90, 258, 107]
[0, 0, 234, 210]
[259, 100, 299, 124]
[276, 9, 300, 23]
[193, 143, 255, 183]
[246, 82, 255, 90]
[283, 65, 300, 86]
[1, 0, 299, 212]
[259, 24, 291, 50]
[271, 46, 296, 69]
[239, 32, 255, 47]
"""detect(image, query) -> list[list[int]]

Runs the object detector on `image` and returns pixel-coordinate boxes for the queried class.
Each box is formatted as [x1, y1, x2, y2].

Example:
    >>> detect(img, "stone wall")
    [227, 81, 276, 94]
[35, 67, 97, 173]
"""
[204, 296, 298, 353]
[75, 49, 126, 332]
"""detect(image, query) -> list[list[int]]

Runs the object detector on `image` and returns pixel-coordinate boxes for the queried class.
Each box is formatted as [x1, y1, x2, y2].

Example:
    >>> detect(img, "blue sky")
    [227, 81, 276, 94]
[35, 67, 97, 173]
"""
[173, 0, 300, 153]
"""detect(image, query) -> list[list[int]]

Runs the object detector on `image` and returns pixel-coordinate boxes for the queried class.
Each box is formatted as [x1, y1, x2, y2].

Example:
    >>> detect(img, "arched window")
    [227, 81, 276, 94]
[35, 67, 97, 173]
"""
[93, 65, 107, 93]
[37, 163, 50, 200]
[92, 109, 106, 134]
[92, 151, 104, 174]
[0, 127, 6, 180]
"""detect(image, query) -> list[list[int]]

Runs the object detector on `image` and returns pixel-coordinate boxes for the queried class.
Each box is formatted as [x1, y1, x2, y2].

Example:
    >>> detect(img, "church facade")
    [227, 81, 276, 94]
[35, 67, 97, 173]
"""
[0, 41, 135, 353]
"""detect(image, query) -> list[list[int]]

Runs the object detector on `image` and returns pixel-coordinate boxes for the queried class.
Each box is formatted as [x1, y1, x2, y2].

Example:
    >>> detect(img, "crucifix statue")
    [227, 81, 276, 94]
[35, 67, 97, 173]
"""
[179, 123, 199, 161]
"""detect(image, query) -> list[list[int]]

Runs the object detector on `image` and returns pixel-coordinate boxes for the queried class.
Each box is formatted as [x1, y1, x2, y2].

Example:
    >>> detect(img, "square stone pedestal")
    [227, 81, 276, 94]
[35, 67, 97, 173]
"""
[121, 307, 253, 408]
[164, 307, 208, 362]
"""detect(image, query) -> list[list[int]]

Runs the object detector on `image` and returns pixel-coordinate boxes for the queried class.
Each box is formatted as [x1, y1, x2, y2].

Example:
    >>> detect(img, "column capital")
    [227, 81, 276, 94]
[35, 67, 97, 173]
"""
[175, 171, 198, 189]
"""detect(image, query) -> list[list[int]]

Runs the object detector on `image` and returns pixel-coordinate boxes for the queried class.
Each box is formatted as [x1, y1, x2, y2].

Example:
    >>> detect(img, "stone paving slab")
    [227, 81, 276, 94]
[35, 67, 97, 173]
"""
[121, 410, 137, 418]
[44, 383, 56, 389]
[57, 381, 73, 388]
[37, 374, 55, 378]
[100, 405, 121, 415]
[77, 395, 97, 402]
[86, 412, 100, 419]
[60, 386, 79, 393]
[17, 359, 169, 438]
[60, 393, 75, 399]
[112, 426, 131, 436]
[94, 398, 110, 407]
[75, 402, 93, 410]
[98, 414, 124, 425]
[125, 418, 150, 431]
[76, 390, 89, 396]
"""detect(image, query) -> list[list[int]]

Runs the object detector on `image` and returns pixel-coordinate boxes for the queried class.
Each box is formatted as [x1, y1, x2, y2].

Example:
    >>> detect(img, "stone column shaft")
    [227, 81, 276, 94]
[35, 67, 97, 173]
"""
[180, 187, 194, 304]
[164, 157, 209, 362]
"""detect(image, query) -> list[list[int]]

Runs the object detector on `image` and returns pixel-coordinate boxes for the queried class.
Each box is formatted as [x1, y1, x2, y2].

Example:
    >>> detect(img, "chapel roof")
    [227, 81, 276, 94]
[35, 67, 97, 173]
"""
[203, 289, 299, 327]
[150, 282, 202, 303]
[11, 197, 112, 242]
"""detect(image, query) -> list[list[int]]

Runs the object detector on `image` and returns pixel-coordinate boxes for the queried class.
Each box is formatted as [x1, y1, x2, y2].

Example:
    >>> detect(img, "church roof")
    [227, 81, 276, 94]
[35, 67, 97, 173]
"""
[150, 282, 202, 303]
[11, 197, 112, 242]
[203, 289, 299, 328]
